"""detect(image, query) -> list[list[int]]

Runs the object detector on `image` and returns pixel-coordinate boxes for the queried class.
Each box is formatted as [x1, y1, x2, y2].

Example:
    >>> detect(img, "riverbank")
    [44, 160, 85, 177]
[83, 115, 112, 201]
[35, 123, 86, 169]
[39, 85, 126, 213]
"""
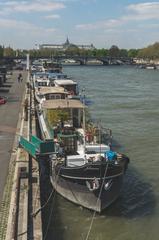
[0, 71, 26, 202]
[0, 71, 42, 239]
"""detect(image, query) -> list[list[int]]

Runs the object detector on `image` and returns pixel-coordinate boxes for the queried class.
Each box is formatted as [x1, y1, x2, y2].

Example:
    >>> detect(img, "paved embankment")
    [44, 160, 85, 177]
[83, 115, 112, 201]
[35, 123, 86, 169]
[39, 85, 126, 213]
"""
[0, 71, 26, 202]
[0, 71, 42, 239]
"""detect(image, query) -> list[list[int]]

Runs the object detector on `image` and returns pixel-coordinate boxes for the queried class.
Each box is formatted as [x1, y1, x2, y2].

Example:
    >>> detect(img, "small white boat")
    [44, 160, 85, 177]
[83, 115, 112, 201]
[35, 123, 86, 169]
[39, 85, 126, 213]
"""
[61, 59, 80, 66]
[86, 60, 103, 65]
[145, 65, 156, 70]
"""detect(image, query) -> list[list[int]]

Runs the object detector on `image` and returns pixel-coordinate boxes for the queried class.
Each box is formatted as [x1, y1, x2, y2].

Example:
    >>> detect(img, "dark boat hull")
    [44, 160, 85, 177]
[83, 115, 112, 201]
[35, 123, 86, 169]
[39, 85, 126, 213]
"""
[50, 172, 123, 212]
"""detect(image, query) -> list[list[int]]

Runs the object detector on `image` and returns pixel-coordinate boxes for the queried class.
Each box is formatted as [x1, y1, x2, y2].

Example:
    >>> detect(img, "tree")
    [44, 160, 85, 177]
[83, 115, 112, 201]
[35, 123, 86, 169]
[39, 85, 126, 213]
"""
[3, 47, 15, 57]
[95, 49, 108, 57]
[109, 45, 120, 58]
[65, 45, 79, 57]
[137, 42, 159, 59]
[0, 45, 4, 57]
[128, 49, 139, 58]
[119, 49, 128, 58]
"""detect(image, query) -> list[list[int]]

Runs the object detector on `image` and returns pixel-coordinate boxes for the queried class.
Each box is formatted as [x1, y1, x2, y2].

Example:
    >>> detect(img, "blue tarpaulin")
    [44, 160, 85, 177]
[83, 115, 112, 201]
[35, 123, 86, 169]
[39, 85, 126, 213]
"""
[105, 150, 117, 161]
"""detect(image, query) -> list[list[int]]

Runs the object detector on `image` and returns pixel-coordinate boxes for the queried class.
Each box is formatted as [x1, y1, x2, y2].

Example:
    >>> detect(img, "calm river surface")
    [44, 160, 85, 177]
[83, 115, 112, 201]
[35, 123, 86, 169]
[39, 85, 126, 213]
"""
[42, 65, 159, 240]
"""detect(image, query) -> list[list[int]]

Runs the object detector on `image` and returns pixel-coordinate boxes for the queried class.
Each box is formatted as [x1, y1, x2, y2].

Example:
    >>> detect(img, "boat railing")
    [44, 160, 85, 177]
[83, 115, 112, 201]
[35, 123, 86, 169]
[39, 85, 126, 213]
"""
[101, 127, 112, 138]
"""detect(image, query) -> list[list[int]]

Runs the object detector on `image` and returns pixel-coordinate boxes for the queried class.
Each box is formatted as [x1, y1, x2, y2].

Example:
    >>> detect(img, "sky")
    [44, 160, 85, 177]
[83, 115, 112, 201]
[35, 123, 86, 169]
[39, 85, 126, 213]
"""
[0, 0, 159, 49]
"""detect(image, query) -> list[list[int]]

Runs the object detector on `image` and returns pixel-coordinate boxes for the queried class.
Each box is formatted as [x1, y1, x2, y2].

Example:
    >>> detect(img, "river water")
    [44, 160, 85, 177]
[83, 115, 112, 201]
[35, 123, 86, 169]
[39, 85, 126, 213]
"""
[42, 65, 159, 240]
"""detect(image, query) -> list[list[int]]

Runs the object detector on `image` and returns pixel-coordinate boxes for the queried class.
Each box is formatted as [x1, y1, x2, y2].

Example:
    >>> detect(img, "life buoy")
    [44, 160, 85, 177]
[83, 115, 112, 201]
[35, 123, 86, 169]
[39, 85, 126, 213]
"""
[86, 178, 99, 191]
[86, 132, 93, 142]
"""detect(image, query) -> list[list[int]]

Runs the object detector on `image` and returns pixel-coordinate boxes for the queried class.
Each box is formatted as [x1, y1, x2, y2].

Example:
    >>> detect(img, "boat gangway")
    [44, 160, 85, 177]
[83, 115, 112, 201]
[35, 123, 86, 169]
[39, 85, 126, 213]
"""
[19, 135, 55, 159]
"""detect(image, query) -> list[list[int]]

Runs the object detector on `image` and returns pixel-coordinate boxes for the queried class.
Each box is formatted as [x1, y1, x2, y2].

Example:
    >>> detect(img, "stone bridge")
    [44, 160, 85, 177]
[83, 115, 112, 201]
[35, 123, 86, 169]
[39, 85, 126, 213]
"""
[53, 56, 133, 65]
[1, 56, 133, 65]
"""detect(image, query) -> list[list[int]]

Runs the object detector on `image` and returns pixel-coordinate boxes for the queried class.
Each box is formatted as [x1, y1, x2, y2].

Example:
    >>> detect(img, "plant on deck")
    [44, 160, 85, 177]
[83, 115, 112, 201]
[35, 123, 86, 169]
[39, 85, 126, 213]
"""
[47, 109, 69, 127]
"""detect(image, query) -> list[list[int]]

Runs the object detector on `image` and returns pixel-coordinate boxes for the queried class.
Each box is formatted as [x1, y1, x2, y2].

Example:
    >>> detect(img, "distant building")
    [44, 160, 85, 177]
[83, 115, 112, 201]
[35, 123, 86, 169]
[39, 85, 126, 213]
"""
[39, 38, 95, 51]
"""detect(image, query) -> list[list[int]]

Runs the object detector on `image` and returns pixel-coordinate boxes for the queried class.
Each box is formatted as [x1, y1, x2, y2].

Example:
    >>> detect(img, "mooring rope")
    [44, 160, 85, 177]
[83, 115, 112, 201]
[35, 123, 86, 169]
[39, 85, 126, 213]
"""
[43, 161, 63, 240]
[31, 160, 60, 218]
[85, 161, 109, 240]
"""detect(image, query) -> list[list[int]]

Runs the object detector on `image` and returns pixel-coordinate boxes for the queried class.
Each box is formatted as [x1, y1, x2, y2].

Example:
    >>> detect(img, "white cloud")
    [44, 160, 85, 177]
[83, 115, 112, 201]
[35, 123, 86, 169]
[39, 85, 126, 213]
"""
[0, 16, 58, 48]
[0, 18, 35, 29]
[0, 17, 56, 32]
[127, 2, 159, 13]
[3, 1, 19, 6]
[44, 14, 60, 19]
[124, 2, 159, 21]
[0, 0, 65, 13]
[76, 2, 159, 31]
[76, 19, 122, 30]
[45, 28, 56, 32]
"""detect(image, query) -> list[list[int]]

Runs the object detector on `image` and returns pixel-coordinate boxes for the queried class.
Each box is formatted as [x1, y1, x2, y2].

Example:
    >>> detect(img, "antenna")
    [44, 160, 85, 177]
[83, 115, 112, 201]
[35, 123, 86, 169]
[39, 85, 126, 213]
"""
[83, 106, 86, 153]
[99, 120, 102, 156]
[82, 88, 86, 152]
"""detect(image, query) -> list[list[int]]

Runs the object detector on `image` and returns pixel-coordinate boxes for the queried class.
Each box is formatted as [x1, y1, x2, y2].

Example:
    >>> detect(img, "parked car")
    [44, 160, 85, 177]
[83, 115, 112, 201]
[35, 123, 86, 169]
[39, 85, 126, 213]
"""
[0, 96, 7, 105]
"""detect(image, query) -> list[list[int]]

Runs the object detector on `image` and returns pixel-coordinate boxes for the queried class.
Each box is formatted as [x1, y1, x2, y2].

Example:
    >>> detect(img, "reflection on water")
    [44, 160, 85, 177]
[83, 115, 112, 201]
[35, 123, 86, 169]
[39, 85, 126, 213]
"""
[41, 66, 159, 240]
[103, 167, 156, 218]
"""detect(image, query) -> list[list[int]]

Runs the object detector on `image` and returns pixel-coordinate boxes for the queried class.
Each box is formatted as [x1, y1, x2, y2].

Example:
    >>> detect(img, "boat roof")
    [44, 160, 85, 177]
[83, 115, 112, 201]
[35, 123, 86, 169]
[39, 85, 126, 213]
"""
[42, 99, 86, 109]
[35, 78, 49, 82]
[34, 72, 48, 76]
[47, 72, 67, 76]
[38, 87, 68, 94]
[54, 79, 77, 85]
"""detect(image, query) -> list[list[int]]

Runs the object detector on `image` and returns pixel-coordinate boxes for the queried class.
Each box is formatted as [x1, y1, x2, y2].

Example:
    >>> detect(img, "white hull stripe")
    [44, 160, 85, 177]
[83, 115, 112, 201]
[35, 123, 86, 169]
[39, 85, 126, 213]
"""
[56, 172, 123, 180]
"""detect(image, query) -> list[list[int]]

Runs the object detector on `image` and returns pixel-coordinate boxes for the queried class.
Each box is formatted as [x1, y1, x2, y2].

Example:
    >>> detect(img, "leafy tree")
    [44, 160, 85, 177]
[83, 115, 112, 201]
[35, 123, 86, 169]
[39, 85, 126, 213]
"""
[3, 46, 15, 57]
[65, 45, 79, 57]
[109, 45, 120, 58]
[0, 45, 4, 57]
[47, 109, 69, 127]
[128, 49, 139, 58]
[137, 42, 159, 59]
[95, 49, 108, 57]
[119, 49, 128, 58]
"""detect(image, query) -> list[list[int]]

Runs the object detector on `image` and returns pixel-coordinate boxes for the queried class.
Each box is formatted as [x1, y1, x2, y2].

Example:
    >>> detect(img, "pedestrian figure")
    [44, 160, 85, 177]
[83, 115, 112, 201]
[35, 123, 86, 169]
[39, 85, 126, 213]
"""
[18, 73, 23, 83]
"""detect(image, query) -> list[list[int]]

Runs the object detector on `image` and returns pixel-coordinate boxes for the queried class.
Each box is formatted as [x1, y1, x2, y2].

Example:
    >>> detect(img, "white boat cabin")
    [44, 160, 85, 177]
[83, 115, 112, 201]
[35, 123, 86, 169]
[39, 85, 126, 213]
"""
[42, 99, 84, 128]
[35, 86, 68, 103]
[54, 79, 78, 96]
[33, 72, 51, 88]
[40, 99, 110, 167]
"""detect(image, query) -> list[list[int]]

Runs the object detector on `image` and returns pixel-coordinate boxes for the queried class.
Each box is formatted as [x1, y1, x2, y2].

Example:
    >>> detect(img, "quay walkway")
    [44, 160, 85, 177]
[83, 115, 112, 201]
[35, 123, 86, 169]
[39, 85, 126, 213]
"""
[0, 71, 26, 203]
[0, 71, 42, 239]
